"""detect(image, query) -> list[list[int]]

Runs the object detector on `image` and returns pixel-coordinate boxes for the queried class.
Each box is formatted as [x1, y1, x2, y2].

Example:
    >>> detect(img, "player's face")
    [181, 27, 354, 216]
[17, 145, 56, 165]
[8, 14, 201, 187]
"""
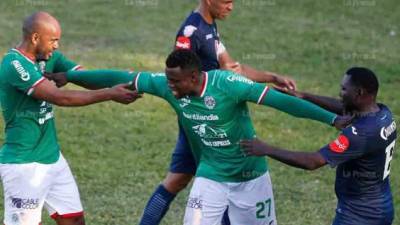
[165, 67, 198, 99]
[34, 25, 61, 60]
[209, 0, 234, 20]
[340, 75, 359, 112]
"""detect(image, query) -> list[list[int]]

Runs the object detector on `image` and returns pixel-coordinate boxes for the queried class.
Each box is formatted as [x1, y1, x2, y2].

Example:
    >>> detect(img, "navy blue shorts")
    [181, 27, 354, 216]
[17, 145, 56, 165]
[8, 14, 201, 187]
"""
[168, 125, 197, 175]
[332, 209, 393, 225]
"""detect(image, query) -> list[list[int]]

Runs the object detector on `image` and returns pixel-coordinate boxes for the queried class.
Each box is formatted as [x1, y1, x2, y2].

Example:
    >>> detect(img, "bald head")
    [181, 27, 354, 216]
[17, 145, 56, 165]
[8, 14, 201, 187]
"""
[22, 11, 61, 39]
[20, 12, 61, 60]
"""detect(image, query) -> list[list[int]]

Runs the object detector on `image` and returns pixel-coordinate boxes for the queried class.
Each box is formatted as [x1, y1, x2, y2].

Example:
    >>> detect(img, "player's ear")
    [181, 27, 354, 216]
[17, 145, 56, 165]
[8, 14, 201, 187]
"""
[31, 33, 40, 46]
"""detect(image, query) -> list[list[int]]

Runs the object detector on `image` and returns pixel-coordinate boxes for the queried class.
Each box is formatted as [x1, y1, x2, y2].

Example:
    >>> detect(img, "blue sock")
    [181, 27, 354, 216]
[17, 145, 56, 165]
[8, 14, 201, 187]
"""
[139, 184, 176, 225]
[222, 207, 231, 225]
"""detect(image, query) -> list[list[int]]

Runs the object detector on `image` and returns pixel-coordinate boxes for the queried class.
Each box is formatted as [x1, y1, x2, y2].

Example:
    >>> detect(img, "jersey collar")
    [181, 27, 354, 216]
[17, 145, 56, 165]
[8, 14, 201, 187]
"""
[199, 72, 208, 98]
[11, 48, 36, 64]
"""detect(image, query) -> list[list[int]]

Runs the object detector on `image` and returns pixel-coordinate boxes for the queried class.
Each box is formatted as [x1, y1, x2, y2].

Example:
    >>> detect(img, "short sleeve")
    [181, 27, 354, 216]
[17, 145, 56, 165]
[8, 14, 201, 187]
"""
[5, 59, 45, 96]
[214, 71, 269, 103]
[53, 51, 82, 72]
[134, 72, 168, 98]
[175, 25, 201, 53]
[319, 126, 368, 167]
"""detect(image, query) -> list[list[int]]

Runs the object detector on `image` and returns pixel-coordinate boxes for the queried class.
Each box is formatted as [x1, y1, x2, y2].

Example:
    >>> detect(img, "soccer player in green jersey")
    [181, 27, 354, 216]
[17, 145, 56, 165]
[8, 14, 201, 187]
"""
[46, 49, 350, 224]
[0, 12, 138, 225]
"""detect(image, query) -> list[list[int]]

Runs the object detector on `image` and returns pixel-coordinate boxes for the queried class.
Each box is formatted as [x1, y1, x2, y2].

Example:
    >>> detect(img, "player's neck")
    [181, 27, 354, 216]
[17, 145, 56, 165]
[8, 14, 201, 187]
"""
[196, 5, 214, 24]
[16, 42, 37, 62]
[194, 72, 206, 97]
[354, 102, 380, 116]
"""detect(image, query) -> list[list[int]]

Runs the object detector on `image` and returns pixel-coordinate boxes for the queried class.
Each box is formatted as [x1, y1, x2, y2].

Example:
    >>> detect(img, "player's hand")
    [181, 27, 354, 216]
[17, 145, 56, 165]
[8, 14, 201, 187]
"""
[108, 83, 142, 104]
[240, 138, 270, 156]
[333, 115, 354, 130]
[44, 72, 68, 88]
[222, 61, 242, 74]
[273, 75, 297, 91]
[274, 86, 304, 98]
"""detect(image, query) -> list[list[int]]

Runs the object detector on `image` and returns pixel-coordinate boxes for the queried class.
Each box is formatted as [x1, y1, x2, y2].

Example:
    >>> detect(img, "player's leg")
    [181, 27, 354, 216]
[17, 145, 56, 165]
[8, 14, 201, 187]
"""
[44, 154, 84, 225]
[183, 177, 228, 225]
[228, 172, 277, 225]
[0, 162, 54, 225]
[139, 125, 196, 225]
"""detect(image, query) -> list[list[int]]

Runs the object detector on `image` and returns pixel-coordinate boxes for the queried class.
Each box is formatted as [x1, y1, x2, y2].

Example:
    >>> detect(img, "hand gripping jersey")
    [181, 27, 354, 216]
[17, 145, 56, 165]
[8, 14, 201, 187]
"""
[0, 49, 81, 164]
[175, 11, 226, 71]
[320, 104, 396, 224]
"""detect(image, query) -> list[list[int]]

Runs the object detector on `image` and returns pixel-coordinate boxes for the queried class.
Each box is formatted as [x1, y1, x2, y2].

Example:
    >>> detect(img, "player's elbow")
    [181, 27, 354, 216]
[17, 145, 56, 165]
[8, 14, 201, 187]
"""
[303, 155, 326, 171]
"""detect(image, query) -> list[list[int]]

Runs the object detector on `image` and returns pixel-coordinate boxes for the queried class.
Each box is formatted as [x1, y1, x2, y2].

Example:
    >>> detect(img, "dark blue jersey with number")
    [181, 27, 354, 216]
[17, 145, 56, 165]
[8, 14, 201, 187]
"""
[175, 11, 225, 71]
[320, 104, 396, 224]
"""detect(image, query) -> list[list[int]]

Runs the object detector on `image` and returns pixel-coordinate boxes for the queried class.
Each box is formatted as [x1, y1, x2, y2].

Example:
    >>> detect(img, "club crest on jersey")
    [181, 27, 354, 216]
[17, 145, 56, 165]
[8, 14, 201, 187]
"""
[204, 96, 216, 109]
[329, 135, 350, 153]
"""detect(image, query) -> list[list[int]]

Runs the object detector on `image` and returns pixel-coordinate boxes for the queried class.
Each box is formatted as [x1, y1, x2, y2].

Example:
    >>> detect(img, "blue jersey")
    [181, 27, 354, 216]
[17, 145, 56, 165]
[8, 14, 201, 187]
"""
[175, 11, 225, 71]
[320, 104, 396, 224]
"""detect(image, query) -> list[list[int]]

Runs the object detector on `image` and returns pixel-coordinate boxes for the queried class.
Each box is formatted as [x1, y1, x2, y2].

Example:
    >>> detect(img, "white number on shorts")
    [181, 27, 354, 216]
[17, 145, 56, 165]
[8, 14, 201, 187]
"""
[383, 140, 395, 180]
[256, 198, 271, 219]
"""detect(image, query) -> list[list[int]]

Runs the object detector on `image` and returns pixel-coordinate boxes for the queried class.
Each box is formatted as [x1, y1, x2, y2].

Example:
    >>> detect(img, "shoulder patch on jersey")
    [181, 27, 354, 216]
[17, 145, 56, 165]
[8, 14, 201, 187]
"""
[329, 135, 350, 153]
[183, 25, 197, 37]
[11, 60, 30, 81]
[176, 36, 191, 50]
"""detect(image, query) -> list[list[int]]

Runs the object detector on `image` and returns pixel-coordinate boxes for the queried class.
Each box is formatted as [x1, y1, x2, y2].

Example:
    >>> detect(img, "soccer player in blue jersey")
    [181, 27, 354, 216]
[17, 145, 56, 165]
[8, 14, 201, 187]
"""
[241, 67, 396, 225]
[140, 1, 296, 224]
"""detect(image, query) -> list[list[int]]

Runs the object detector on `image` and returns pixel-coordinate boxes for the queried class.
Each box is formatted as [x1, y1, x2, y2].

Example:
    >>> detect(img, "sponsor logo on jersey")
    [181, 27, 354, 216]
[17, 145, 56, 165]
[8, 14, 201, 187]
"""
[38, 111, 54, 125]
[204, 96, 216, 109]
[380, 121, 396, 141]
[38, 61, 46, 73]
[351, 126, 358, 135]
[329, 135, 350, 153]
[201, 139, 231, 147]
[183, 112, 219, 121]
[179, 97, 191, 108]
[193, 124, 227, 139]
[176, 36, 191, 49]
[192, 124, 231, 147]
[183, 25, 197, 37]
[11, 60, 30, 81]
[227, 75, 254, 85]
[11, 197, 39, 209]
[187, 197, 202, 209]
[206, 34, 213, 40]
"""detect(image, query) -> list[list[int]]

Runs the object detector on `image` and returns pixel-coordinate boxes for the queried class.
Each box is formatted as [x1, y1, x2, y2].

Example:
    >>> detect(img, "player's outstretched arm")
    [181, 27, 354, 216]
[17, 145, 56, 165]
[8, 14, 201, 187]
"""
[219, 51, 296, 90]
[240, 139, 326, 170]
[45, 70, 135, 90]
[261, 88, 351, 129]
[275, 87, 344, 115]
[33, 79, 139, 106]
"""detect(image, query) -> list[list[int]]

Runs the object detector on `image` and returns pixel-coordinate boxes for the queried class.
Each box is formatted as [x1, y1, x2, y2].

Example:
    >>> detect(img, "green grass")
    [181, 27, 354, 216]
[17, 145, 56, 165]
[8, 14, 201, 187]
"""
[0, 0, 399, 224]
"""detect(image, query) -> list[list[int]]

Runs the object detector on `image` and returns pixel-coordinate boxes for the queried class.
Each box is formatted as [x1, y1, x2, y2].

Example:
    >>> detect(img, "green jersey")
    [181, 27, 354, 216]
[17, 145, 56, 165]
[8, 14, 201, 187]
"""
[66, 69, 336, 182]
[0, 49, 80, 164]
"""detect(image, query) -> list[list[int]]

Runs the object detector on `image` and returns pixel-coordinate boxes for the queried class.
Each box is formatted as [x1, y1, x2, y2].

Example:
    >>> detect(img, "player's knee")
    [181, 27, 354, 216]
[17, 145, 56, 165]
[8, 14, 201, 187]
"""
[163, 173, 193, 194]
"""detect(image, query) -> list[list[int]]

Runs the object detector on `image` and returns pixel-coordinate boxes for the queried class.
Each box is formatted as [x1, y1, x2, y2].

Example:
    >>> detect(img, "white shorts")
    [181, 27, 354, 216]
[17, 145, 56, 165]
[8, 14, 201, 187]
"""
[0, 154, 83, 225]
[184, 172, 277, 225]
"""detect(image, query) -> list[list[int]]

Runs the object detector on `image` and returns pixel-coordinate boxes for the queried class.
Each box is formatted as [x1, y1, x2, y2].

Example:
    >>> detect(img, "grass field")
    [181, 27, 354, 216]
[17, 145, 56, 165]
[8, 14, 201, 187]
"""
[0, 0, 399, 224]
